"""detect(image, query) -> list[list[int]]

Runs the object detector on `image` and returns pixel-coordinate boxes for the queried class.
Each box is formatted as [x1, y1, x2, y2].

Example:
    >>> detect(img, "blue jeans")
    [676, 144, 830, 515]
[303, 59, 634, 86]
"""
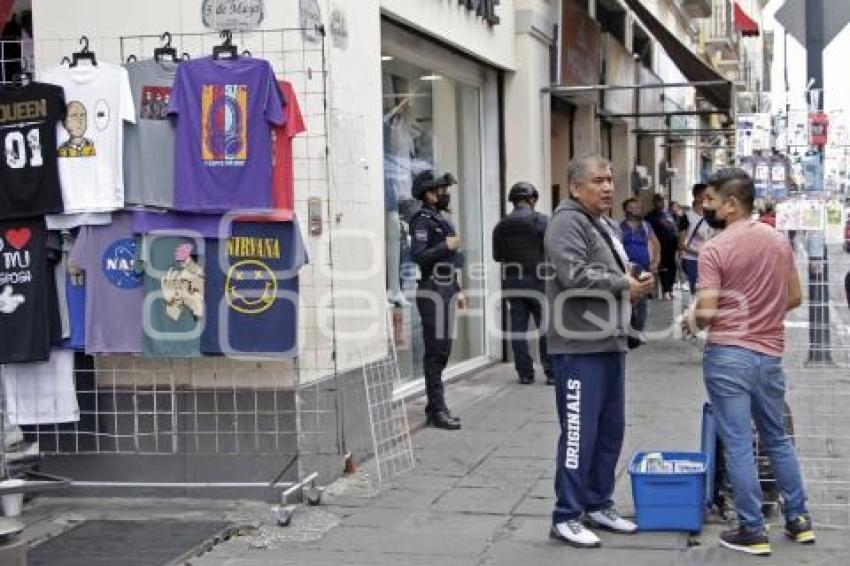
[552, 352, 625, 523]
[631, 298, 648, 332]
[681, 258, 698, 294]
[703, 345, 809, 531]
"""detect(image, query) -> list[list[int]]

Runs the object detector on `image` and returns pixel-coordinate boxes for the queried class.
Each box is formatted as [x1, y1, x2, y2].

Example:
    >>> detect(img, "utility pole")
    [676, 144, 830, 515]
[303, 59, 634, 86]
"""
[805, 0, 832, 365]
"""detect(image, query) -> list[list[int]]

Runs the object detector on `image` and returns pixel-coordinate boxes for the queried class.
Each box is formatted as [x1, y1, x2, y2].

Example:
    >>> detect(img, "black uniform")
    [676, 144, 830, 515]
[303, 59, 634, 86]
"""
[492, 206, 551, 382]
[410, 203, 462, 416]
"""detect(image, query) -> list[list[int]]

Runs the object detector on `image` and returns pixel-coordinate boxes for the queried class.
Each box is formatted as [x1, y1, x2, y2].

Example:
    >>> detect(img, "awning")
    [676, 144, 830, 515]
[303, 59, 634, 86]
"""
[734, 2, 760, 37]
[621, 0, 732, 114]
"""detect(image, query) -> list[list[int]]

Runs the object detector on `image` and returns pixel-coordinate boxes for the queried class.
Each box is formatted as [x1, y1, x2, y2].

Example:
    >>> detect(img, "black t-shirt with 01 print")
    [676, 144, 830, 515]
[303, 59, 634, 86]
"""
[0, 217, 60, 363]
[0, 82, 66, 220]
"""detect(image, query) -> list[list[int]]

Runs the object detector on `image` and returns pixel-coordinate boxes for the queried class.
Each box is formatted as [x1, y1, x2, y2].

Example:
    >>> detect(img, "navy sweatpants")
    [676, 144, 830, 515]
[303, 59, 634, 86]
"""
[552, 352, 626, 524]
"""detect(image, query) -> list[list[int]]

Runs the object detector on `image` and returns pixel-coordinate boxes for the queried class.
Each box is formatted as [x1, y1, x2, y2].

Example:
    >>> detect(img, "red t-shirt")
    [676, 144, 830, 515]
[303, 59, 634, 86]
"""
[697, 219, 794, 357]
[271, 80, 305, 217]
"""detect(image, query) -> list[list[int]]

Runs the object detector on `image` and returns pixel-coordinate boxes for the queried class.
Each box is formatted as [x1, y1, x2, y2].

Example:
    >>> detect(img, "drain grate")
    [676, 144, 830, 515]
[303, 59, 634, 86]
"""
[28, 520, 234, 566]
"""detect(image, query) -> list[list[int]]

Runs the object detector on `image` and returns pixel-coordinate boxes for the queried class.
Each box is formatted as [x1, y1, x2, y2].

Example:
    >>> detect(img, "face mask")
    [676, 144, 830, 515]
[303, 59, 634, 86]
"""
[703, 207, 726, 230]
[625, 212, 641, 221]
[436, 193, 451, 211]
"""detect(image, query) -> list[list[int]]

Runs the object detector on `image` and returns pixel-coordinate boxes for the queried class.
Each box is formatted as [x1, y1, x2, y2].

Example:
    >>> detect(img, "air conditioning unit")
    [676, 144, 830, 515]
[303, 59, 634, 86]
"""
[632, 166, 652, 193]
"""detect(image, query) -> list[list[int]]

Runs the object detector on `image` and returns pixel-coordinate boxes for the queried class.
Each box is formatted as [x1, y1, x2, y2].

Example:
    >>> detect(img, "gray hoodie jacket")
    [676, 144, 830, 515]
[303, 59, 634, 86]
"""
[544, 198, 630, 354]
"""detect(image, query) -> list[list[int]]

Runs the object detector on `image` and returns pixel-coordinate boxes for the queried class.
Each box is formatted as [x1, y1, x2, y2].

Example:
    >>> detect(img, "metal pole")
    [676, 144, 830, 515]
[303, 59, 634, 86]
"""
[805, 0, 832, 365]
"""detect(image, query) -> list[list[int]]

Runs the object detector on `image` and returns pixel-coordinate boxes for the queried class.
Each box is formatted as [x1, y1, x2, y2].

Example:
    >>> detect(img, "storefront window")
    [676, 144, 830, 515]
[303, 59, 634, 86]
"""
[381, 55, 486, 383]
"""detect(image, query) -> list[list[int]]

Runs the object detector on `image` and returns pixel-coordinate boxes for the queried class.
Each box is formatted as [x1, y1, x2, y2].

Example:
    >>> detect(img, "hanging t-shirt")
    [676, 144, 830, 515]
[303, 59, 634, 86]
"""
[140, 234, 205, 358]
[70, 212, 143, 354]
[201, 221, 307, 357]
[61, 270, 86, 350]
[0, 217, 58, 363]
[168, 56, 285, 212]
[124, 59, 178, 208]
[41, 63, 135, 223]
[0, 82, 66, 220]
[132, 210, 230, 239]
[271, 81, 305, 217]
[1, 349, 79, 425]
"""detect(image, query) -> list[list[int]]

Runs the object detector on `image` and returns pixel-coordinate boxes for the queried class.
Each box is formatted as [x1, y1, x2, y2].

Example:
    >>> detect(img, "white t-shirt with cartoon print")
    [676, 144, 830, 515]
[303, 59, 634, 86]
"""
[41, 63, 135, 225]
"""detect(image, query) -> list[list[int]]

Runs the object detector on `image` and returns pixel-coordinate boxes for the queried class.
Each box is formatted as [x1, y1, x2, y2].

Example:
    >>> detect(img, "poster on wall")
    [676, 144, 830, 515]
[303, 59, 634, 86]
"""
[770, 159, 788, 200]
[202, 0, 264, 31]
[754, 158, 769, 199]
[776, 200, 801, 231]
[825, 201, 845, 243]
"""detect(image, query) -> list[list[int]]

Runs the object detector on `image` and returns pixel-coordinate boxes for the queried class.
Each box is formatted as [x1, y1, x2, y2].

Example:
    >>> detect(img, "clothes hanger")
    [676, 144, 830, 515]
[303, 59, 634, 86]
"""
[154, 31, 178, 63]
[70, 35, 97, 67]
[126, 54, 137, 63]
[12, 58, 33, 86]
[212, 30, 238, 59]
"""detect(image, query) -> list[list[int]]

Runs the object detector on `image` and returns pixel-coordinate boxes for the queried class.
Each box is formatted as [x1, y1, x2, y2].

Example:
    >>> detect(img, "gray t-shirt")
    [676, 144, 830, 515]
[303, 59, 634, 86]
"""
[123, 59, 178, 208]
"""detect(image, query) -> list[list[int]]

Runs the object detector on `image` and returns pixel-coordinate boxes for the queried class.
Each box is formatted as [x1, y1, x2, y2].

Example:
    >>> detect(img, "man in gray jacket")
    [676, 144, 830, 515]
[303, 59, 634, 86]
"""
[545, 156, 654, 548]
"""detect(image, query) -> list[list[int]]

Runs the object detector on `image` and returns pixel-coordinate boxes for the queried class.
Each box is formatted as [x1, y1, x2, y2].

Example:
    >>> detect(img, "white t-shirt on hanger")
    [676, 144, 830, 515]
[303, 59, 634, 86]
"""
[1, 349, 79, 425]
[41, 62, 135, 225]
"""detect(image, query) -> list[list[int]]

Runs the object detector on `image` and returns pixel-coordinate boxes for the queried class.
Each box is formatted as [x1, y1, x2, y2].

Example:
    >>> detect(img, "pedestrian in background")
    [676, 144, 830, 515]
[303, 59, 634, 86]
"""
[678, 183, 715, 295]
[545, 156, 654, 548]
[410, 170, 466, 431]
[492, 182, 552, 385]
[645, 193, 679, 300]
[682, 167, 814, 557]
[620, 197, 659, 334]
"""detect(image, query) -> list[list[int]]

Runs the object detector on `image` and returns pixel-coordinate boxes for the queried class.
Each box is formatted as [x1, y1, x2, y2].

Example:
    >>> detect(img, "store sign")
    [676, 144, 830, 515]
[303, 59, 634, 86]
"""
[456, 0, 500, 26]
[202, 0, 264, 31]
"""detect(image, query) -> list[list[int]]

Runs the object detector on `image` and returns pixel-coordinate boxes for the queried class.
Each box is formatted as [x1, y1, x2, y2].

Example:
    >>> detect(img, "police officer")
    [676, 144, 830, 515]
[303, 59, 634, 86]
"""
[410, 170, 466, 431]
[492, 182, 552, 385]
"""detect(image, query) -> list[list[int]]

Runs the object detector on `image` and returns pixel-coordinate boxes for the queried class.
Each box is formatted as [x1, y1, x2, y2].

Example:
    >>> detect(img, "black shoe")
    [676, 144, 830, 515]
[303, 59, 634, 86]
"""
[719, 526, 771, 556]
[518, 375, 534, 385]
[545, 374, 554, 386]
[426, 410, 461, 430]
[785, 514, 816, 544]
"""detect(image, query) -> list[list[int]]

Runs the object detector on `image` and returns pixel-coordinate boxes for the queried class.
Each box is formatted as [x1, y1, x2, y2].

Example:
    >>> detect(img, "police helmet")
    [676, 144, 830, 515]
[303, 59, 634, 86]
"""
[412, 170, 457, 200]
[508, 181, 538, 204]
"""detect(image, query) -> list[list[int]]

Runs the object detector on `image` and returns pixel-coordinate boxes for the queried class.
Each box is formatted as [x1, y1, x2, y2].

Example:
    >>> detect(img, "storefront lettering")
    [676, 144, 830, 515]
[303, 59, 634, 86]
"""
[202, 0, 264, 31]
[0, 99, 48, 124]
[456, 0, 500, 26]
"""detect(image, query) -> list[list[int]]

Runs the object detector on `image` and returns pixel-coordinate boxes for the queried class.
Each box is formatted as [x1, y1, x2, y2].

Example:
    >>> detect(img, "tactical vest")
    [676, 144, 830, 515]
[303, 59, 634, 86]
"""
[493, 214, 544, 272]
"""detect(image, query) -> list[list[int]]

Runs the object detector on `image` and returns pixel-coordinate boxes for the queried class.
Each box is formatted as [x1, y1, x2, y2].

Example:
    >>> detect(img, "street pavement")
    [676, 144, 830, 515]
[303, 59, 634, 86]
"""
[186, 298, 848, 565]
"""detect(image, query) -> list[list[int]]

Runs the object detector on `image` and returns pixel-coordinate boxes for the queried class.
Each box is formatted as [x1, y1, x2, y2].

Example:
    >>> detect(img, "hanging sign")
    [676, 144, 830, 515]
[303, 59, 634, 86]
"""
[202, 0, 264, 31]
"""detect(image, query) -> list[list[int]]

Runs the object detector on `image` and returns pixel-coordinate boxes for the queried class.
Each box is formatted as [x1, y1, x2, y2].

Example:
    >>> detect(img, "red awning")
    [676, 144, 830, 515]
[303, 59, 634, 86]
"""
[734, 2, 760, 37]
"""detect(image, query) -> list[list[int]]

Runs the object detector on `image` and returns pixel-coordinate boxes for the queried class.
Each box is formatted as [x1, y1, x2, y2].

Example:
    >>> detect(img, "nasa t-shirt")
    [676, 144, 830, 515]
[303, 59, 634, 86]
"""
[202, 221, 307, 357]
[70, 212, 143, 354]
[140, 234, 205, 358]
[41, 63, 135, 222]
[0, 217, 57, 363]
[0, 82, 66, 220]
[168, 57, 284, 212]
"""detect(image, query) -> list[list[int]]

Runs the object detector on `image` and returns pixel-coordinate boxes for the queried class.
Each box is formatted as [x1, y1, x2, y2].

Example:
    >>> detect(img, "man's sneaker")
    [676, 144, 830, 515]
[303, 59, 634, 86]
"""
[785, 515, 816, 544]
[518, 375, 534, 385]
[549, 520, 601, 548]
[719, 526, 771, 556]
[586, 508, 637, 534]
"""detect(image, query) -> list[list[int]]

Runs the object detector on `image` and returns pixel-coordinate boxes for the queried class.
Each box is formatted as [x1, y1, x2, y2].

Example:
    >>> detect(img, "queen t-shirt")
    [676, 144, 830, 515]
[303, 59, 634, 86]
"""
[168, 57, 285, 212]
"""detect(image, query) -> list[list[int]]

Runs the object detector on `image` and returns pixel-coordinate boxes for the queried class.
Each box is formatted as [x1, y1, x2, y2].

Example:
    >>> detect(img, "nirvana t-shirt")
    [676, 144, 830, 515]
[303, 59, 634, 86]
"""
[202, 221, 307, 357]
[70, 212, 143, 354]
[168, 56, 285, 212]
[124, 59, 178, 208]
[0, 217, 58, 363]
[0, 82, 66, 219]
[140, 234, 205, 358]
[41, 63, 135, 217]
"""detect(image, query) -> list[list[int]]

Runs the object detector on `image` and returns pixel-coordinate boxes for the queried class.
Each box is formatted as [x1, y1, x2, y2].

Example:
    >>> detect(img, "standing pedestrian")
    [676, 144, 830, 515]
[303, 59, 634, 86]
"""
[620, 197, 660, 335]
[678, 183, 715, 294]
[545, 156, 654, 548]
[410, 170, 466, 431]
[645, 193, 679, 300]
[682, 167, 814, 556]
[492, 182, 552, 385]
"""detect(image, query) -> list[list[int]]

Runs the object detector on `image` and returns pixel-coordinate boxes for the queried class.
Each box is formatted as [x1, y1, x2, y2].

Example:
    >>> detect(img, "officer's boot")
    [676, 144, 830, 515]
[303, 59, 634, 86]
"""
[426, 409, 461, 430]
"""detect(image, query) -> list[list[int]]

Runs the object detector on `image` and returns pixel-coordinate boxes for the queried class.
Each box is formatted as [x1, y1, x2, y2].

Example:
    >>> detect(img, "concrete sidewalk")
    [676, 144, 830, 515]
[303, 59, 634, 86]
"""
[186, 299, 845, 565]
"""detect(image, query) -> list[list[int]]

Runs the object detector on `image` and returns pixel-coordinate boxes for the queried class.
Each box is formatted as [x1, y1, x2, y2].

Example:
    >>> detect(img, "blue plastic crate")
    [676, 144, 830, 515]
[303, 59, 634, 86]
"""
[628, 451, 707, 533]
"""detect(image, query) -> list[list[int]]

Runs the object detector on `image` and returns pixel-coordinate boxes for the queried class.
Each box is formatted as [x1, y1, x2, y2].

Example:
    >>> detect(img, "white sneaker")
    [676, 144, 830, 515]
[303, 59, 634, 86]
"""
[587, 508, 638, 534]
[550, 520, 601, 548]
